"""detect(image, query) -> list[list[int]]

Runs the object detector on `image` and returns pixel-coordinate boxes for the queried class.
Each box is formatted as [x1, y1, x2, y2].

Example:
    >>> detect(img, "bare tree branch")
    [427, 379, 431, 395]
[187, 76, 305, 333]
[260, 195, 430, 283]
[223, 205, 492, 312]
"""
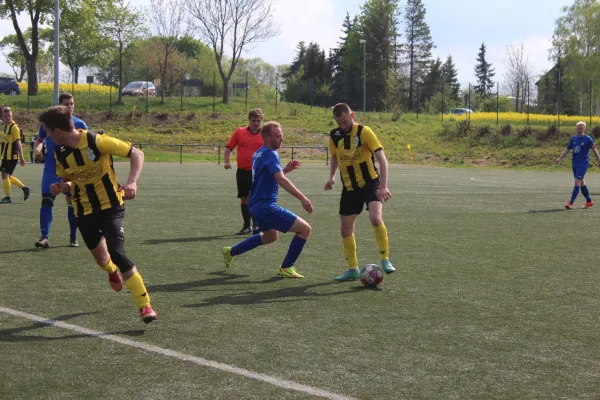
[186, 0, 279, 103]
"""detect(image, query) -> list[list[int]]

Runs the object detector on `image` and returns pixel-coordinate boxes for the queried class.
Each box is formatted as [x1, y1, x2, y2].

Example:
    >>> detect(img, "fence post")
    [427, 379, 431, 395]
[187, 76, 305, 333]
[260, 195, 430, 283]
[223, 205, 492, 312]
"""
[146, 67, 149, 113]
[180, 145, 183, 165]
[180, 71, 184, 112]
[217, 145, 221, 165]
[291, 147, 294, 161]
[325, 147, 329, 166]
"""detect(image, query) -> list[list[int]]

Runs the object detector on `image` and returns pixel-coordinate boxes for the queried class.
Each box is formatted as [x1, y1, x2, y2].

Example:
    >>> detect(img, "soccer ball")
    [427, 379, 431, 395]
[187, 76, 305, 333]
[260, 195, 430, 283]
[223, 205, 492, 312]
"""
[360, 264, 383, 288]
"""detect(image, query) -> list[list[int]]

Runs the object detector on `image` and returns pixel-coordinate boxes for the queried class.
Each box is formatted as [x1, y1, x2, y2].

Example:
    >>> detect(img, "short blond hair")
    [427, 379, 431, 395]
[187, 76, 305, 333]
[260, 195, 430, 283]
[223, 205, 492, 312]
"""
[2, 106, 12, 114]
[577, 121, 587, 129]
[261, 121, 281, 138]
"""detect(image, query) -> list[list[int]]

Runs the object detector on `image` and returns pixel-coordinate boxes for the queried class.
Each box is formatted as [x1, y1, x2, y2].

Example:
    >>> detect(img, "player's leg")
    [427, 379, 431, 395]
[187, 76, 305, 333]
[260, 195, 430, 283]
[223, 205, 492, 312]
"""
[37, 173, 59, 248]
[65, 195, 79, 246]
[366, 181, 395, 274]
[567, 169, 582, 208]
[101, 207, 156, 323]
[236, 169, 252, 235]
[1, 166, 13, 203]
[277, 213, 311, 279]
[222, 217, 272, 268]
[8, 174, 29, 200]
[334, 189, 362, 281]
[579, 173, 594, 208]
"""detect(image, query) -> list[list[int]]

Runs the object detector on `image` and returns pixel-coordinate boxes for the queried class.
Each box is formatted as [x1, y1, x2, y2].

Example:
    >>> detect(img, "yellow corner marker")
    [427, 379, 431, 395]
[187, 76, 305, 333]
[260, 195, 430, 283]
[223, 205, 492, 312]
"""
[407, 144, 412, 166]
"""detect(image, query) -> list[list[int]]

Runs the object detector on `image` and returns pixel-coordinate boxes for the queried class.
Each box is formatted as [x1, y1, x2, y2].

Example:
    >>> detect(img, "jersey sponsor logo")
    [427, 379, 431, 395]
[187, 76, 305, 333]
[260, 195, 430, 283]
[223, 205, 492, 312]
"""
[338, 152, 362, 162]
[70, 164, 103, 181]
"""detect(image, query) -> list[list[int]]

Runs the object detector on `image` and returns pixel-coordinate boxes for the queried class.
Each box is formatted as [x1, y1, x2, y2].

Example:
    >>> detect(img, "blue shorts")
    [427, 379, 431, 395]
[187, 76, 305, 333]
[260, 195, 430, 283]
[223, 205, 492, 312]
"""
[573, 164, 589, 180]
[249, 203, 297, 233]
[41, 170, 61, 194]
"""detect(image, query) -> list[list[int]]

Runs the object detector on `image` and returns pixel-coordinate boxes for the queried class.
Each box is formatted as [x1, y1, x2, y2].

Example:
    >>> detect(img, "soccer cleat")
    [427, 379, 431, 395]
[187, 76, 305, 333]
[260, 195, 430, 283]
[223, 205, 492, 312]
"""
[69, 236, 79, 247]
[35, 236, 50, 248]
[108, 271, 123, 291]
[0, 196, 11, 204]
[565, 202, 573, 209]
[236, 226, 252, 235]
[277, 266, 304, 278]
[381, 259, 396, 274]
[252, 226, 259, 234]
[583, 201, 594, 209]
[333, 268, 360, 281]
[140, 305, 157, 324]
[222, 246, 234, 268]
[22, 186, 30, 201]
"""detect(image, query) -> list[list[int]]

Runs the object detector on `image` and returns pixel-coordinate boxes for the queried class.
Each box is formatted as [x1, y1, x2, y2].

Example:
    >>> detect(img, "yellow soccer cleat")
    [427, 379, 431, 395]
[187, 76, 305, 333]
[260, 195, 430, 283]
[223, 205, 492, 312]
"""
[222, 246, 234, 268]
[277, 266, 304, 279]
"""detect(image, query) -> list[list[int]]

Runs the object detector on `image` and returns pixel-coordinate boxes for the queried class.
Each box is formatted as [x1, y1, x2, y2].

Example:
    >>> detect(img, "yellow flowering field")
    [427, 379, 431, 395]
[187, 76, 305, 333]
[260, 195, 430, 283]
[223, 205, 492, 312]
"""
[17, 82, 114, 95]
[447, 112, 600, 125]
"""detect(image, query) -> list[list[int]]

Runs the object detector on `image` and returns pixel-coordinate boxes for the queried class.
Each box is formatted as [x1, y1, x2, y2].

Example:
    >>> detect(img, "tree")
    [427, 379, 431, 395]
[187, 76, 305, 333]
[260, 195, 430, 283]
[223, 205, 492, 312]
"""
[442, 55, 459, 101]
[100, 0, 143, 103]
[149, 0, 187, 104]
[421, 57, 442, 102]
[0, 0, 54, 95]
[403, 0, 434, 110]
[54, 0, 104, 84]
[187, 0, 279, 104]
[0, 33, 27, 81]
[503, 42, 536, 112]
[474, 42, 495, 98]
[359, 0, 402, 110]
[330, 13, 359, 105]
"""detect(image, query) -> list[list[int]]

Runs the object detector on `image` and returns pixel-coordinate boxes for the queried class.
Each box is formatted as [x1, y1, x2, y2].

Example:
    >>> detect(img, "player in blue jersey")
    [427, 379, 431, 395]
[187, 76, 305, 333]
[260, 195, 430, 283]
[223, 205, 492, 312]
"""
[33, 93, 88, 248]
[556, 121, 600, 209]
[222, 121, 313, 278]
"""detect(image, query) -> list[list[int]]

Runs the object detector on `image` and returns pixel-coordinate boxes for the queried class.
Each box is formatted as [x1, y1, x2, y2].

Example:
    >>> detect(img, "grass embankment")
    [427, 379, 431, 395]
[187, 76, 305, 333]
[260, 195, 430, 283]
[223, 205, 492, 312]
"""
[1, 94, 590, 168]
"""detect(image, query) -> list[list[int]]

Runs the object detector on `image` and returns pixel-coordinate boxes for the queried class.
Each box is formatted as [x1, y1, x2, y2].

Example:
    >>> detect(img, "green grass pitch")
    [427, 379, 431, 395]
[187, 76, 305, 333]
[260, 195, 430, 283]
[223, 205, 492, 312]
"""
[1, 163, 600, 399]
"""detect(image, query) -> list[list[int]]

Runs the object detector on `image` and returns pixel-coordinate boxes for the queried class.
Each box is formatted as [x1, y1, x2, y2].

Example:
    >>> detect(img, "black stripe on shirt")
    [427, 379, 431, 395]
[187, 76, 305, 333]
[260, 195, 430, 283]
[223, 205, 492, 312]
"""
[346, 165, 360, 190]
[85, 183, 102, 214]
[72, 149, 86, 166]
[102, 173, 120, 209]
[73, 184, 85, 217]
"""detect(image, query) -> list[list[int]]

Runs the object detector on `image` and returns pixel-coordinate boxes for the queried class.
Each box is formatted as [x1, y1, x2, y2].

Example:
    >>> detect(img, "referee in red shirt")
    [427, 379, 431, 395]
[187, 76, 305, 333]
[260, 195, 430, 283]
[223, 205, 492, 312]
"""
[224, 108, 264, 234]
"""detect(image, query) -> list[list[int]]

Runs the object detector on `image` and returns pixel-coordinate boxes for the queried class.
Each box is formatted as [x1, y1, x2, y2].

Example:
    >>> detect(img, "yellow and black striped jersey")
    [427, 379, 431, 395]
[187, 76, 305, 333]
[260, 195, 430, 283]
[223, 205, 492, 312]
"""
[328, 123, 383, 191]
[55, 130, 132, 217]
[1, 121, 21, 161]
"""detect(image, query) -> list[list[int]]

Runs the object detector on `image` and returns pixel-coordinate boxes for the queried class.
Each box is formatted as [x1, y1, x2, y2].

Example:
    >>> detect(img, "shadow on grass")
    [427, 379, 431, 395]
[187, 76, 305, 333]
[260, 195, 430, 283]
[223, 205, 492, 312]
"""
[0, 311, 145, 342]
[527, 208, 568, 214]
[0, 246, 72, 255]
[182, 281, 360, 308]
[146, 271, 253, 292]
[142, 234, 236, 245]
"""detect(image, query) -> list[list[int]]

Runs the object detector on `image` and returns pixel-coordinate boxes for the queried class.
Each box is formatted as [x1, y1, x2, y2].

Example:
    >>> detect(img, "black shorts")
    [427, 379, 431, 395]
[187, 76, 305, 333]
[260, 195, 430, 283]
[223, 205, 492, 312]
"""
[236, 168, 253, 198]
[0, 160, 18, 175]
[339, 180, 381, 216]
[77, 206, 126, 250]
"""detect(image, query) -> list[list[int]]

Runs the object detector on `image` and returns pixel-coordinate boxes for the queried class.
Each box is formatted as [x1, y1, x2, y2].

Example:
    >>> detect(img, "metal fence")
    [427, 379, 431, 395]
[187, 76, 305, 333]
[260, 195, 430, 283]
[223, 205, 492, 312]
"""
[131, 143, 329, 165]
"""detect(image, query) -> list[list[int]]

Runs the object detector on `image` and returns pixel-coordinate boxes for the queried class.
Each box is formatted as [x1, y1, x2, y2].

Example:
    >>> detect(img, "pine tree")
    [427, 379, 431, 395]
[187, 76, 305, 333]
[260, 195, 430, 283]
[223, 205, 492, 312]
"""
[403, 0, 434, 110]
[421, 57, 443, 102]
[442, 55, 459, 101]
[474, 42, 495, 98]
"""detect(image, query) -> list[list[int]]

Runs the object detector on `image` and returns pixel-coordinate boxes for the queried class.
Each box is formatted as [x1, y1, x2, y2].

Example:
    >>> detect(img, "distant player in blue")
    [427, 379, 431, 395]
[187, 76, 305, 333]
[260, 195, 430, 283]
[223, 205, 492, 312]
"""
[222, 121, 313, 278]
[556, 121, 600, 209]
[34, 93, 88, 248]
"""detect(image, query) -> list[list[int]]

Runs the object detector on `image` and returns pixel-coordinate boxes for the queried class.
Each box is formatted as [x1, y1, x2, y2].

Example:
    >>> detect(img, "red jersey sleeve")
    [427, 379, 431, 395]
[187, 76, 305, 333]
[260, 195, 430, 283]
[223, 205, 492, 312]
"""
[226, 128, 241, 150]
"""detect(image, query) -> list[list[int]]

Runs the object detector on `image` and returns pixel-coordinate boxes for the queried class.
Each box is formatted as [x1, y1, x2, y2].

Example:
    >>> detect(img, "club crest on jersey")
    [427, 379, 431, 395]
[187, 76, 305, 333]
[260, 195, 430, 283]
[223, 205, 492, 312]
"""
[87, 147, 97, 161]
[354, 136, 360, 147]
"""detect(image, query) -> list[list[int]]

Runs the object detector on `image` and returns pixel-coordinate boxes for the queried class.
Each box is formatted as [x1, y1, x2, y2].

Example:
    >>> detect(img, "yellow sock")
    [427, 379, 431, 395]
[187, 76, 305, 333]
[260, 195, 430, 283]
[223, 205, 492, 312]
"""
[125, 272, 150, 309]
[2, 179, 10, 197]
[342, 234, 358, 269]
[9, 176, 24, 189]
[373, 222, 389, 260]
[99, 259, 118, 274]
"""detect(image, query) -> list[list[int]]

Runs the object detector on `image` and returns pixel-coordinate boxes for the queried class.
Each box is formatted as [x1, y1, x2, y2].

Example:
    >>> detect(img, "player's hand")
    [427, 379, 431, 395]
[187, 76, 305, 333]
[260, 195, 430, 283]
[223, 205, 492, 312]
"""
[301, 197, 313, 214]
[34, 151, 43, 162]
[283, 160, 301, 174]
[379, 186, 392, 203]
[555, 157, 562, 164]
[50, 182, 69, 196]
[19, 157, 26, 167]
[597, 159, 600, 168]
[224, 163, 232, 170]
[324, 178, 335, 190]
[120, 182, 137, 200]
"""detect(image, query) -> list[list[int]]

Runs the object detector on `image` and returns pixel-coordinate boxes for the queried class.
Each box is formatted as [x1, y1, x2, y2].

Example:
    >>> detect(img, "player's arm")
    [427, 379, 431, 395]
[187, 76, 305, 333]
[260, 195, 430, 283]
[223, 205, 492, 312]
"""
[13, 126, 25, 166]
[556, 147, 570, 163]
[324, 139, 338, 190]
[374, 149, 391, 202]
[121, 148, 144, 200]
[592, 146, 600, 167]
[224, 131, 238, 169]
[283, 160, 300, 174]
[275, 172, 313, 214]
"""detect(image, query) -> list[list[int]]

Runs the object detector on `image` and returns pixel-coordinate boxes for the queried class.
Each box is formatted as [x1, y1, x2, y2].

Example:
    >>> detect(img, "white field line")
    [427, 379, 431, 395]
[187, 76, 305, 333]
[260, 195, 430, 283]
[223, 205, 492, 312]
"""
[0, 306, 357, 400]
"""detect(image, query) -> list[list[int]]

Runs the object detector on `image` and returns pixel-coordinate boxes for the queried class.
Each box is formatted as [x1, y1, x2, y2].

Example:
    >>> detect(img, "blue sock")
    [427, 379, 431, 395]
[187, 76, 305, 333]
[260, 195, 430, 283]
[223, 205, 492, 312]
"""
[68, 205, 77, 237]
[570, 186, 580, 204]
[281, 235, 307, 269]
[40, 205, 53, 238]
[581, 185, 591, 202]
[231, 234, 263, 256]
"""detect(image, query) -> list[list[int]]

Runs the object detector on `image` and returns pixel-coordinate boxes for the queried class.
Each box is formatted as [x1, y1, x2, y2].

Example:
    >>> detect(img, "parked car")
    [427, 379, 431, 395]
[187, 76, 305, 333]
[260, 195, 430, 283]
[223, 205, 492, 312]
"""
[121, 81, 156, 97]
[0, 77, 21, 95]
[446, 108, 474, 116]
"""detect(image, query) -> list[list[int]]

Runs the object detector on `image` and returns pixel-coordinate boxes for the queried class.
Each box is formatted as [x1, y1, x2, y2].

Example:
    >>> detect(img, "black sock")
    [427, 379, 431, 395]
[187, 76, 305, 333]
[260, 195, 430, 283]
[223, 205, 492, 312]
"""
[241, 204, 251, 228]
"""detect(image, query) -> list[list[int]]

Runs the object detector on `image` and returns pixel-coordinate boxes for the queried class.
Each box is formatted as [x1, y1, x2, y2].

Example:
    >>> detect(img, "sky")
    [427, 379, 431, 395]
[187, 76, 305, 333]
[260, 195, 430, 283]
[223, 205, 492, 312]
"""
[0, 0, 573, 87]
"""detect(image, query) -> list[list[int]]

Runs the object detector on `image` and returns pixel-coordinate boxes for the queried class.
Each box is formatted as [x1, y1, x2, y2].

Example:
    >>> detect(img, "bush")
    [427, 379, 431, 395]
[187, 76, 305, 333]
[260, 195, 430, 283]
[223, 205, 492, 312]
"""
[591, 126, 600, 139]
[501, 124, 513, 136]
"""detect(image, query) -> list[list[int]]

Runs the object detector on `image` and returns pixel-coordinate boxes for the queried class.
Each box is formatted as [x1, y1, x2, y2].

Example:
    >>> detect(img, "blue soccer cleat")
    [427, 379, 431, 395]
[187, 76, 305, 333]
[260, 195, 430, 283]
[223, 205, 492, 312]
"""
[333, 268, 360, 281]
